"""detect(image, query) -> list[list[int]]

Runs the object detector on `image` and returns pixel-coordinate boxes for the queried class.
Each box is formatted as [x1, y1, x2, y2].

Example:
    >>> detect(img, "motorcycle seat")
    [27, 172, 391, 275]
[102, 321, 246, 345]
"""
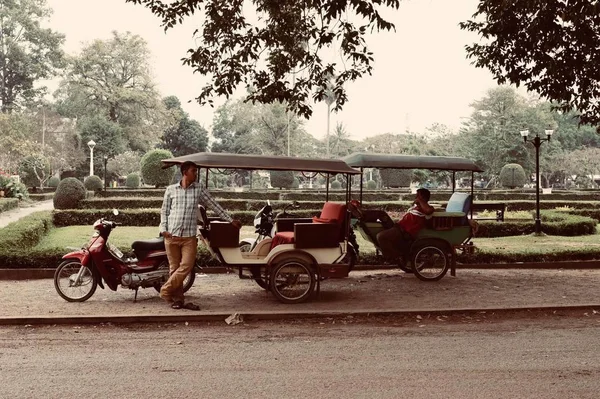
[131, 237, 166, 252]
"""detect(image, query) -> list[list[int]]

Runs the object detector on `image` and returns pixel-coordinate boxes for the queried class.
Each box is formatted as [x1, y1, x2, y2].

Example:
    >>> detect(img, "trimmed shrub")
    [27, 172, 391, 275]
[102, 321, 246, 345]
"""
[29, 193, 54, 201]
[126, 173, 141, 188]
[48, 176, 60, 188]
[54, 178, 86, 209]
[140, 149, 175, 187]
[84, 175, 104, 191]
[330, 180, 342, 190]
[18, 155, 51, 188]
[475, 211, 596, 237]
[0, 198, 19, 213]
[499, 164, 527, 188]
[379, 169, 412, 188]
[0, 211, 53, 251]
[366, 180, 377, 190]
[270, 170, 295, 189]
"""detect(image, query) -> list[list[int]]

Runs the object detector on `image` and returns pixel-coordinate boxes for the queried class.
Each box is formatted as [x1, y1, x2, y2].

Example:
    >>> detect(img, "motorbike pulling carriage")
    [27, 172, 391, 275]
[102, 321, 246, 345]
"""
[161, 152, 361, 304]
[343, 152, 484, 282]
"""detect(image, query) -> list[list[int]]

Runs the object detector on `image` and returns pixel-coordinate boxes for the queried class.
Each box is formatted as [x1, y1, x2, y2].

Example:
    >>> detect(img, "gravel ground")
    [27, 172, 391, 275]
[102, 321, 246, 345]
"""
[1, 268, 600, 318]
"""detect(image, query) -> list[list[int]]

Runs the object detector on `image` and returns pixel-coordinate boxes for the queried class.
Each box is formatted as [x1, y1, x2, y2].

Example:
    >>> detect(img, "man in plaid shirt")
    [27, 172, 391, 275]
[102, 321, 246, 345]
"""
[159, 161, 241, 310]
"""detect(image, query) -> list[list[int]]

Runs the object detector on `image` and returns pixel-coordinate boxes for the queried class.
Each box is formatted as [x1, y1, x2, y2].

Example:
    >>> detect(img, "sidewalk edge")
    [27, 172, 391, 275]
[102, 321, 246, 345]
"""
[1, 304, 599, 326]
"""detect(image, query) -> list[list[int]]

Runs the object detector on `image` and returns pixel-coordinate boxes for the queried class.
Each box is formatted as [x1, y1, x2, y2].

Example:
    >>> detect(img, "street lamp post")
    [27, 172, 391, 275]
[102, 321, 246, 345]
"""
[87, 140, 96, 177]
[520, 129, 554, 235]
[103, 155, 109, 190]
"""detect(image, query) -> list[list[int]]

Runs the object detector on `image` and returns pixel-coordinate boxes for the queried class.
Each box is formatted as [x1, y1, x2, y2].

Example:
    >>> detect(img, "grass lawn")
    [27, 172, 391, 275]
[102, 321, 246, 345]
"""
[34, 224, 600, 259]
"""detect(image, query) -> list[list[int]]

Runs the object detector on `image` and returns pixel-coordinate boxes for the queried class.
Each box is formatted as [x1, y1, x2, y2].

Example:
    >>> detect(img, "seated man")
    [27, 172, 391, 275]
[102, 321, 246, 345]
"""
[376, 188, 434, 262]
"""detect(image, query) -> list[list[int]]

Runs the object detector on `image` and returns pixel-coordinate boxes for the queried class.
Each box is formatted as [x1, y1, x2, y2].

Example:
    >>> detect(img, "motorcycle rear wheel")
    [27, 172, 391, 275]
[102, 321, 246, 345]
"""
[54, 260, 98, 302]
[153, 261, 196, 293]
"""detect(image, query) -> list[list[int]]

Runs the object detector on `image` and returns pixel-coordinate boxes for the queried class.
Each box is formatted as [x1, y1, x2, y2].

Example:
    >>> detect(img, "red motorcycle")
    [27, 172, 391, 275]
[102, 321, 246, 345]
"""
[54, 211, 195, 302]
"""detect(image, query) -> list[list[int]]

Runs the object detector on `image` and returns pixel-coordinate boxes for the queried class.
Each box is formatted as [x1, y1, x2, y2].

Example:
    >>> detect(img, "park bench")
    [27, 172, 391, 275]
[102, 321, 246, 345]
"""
[471, 202, 506, 222]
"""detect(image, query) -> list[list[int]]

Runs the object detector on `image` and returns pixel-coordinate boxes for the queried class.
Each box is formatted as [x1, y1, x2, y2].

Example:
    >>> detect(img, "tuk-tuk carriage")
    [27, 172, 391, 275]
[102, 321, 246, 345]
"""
[161, 152, 361, 304]
[342, 152, 483, 282]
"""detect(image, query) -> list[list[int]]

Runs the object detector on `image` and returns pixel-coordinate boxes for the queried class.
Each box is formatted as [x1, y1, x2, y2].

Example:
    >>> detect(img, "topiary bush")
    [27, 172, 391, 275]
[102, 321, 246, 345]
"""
[499, 163, 527, 189]
[84, 175, 103, 191]
[54, 177, 86, 209]
[140, 149, 175, 187]
[126, 173, 141, 188]
[366, 180, 377, 190]
[330, 180, 342, 190]
[270, 170, 295, 189]
[48, 176, 60, 188]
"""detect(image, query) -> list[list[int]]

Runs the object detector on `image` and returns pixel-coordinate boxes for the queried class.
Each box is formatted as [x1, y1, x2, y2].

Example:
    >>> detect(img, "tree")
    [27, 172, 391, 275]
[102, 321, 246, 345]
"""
[460, 1, 600, 128]
[0, 0, 65, 112]
[107, 150, 142, 178]
[159, 95, 209, 156]
[18, 154, 50, 188]
[77, 115, 127, 161]
[329, 122, 353, 157]
[126, 0, 400, 119]
[455, 87, 556, 186]
[55, 31, 168, 152]
[211, 99, 310, 156]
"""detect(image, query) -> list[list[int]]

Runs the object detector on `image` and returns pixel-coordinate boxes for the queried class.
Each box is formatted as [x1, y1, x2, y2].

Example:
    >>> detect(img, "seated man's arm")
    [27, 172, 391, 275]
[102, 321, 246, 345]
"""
[416, 198, 435, 216]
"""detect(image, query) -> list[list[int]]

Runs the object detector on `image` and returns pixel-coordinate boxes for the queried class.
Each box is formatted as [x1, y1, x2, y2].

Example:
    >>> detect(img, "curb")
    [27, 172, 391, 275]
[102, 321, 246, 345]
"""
[1, 304, 598, 326]
[2, 260, 600, 280]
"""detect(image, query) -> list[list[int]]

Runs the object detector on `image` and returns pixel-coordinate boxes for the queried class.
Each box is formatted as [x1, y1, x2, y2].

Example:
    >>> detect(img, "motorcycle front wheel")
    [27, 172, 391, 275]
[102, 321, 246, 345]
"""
[54, 260, 98, 302]
[154, 261, 196, 293]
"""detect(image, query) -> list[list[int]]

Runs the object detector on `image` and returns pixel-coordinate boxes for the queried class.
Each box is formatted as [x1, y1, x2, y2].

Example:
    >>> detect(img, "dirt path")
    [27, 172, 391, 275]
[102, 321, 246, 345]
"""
[2, 269, 599, 318]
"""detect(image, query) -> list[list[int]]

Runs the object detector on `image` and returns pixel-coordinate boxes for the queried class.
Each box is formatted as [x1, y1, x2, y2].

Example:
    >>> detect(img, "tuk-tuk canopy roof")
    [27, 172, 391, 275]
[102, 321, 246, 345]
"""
[162, 152, 361, 174]
[342, 152, 484, 172]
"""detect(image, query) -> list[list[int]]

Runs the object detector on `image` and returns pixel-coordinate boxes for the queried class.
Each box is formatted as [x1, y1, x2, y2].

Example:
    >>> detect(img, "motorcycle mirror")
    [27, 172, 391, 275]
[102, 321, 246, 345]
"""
[112, 209, 119, 216]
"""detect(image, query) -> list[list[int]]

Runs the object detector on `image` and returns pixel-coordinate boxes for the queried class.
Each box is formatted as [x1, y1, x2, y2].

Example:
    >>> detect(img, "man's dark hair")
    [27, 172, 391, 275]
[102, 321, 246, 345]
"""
[180, 161, 197, 174]
[416, 188, 431, 202]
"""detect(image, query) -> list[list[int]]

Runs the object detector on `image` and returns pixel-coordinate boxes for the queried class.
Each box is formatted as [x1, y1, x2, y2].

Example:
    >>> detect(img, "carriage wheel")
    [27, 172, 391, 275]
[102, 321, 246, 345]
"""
[269, 258, 316, 304]
[411, 244, 450, 282]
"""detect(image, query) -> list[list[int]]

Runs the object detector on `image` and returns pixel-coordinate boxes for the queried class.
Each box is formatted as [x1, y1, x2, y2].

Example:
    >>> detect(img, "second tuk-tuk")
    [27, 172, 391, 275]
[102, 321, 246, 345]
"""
[343, 152, 483, 282]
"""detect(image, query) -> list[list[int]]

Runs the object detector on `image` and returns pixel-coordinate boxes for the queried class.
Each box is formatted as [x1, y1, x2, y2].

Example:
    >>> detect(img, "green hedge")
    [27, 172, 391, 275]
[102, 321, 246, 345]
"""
[29, 193, 54, 201]
[475, 211, 597, 237]
[0, 211, 53, 252]
[457, 248, 600, 264]
[53, 208, 324, 227]
[0, 198, 19, 213]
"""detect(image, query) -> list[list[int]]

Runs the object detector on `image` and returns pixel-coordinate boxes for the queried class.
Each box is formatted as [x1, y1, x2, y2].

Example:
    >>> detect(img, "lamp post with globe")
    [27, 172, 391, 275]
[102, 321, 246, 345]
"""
[520, 129, 554, 235]
[87, 140, 96, 177]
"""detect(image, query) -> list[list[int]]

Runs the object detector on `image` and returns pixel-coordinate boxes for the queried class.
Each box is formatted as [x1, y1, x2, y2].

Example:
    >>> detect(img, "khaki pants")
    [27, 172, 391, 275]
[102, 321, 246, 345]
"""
[160, 236, 197, 303]
[376, 225, 413, 261]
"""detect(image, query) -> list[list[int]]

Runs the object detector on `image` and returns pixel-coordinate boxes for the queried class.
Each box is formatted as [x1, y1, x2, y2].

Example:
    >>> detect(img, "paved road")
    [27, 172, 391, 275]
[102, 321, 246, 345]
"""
[1, 312, 599, 398]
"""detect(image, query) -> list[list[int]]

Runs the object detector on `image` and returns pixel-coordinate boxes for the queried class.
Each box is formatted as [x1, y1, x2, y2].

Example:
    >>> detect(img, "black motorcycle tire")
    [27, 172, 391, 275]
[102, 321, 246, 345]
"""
[54, 260, 98, 302]
[154, 261, 196, 293]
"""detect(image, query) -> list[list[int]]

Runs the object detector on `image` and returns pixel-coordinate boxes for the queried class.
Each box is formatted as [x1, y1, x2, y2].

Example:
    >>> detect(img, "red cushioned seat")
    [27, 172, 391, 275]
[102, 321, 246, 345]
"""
[270, 231, 295, 249]
[271, 202, 347, 249]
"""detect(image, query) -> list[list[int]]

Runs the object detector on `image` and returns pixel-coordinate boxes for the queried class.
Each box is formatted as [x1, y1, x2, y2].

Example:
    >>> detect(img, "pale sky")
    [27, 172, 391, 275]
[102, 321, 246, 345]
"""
[45, 0, 498, 141]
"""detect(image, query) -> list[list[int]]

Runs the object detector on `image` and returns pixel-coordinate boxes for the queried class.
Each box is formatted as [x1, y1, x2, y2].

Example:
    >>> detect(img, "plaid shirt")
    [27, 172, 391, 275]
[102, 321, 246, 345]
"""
[160, 181, 232, 237]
